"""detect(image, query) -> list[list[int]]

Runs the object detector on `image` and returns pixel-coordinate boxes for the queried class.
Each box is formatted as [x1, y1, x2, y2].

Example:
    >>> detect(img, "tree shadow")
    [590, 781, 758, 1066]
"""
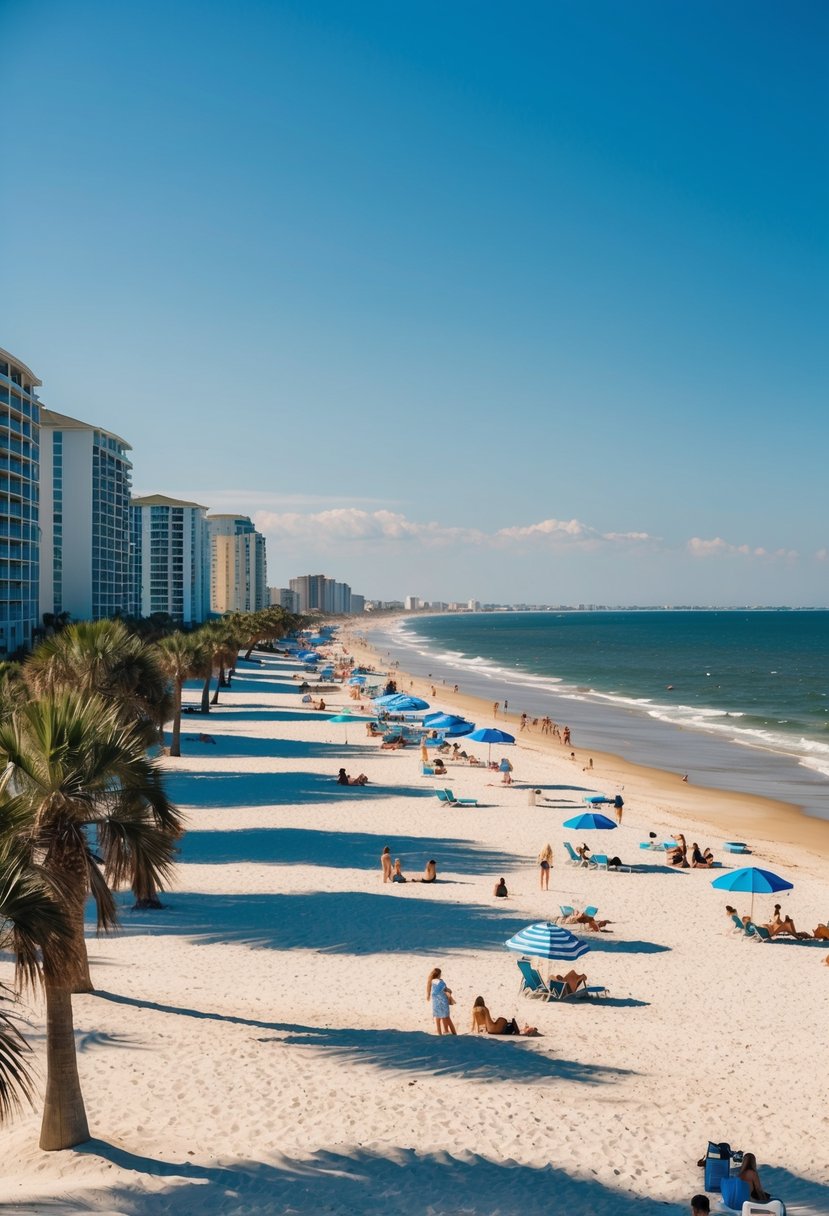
[90, 992, 634, 1086]
[0, 1142, 707, 1216]
[169, 734, 368, 760]
[164, 770, 431, 808]
[179, 826, 519, 874]
[110, 890, 533, 955]
[77, 1030, 148, 1053]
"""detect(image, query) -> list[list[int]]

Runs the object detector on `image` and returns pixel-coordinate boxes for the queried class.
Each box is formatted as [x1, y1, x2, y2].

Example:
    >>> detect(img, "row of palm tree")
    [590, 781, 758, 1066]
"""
[0, 605, 304, 1150]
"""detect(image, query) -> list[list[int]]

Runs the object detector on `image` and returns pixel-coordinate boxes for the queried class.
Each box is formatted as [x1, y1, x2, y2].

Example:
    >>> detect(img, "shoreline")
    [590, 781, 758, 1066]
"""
[341, 623, 829, 866]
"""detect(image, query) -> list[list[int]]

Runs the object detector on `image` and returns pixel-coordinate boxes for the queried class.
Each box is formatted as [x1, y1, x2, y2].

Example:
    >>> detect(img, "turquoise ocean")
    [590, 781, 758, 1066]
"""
[364, 611, 829, 824]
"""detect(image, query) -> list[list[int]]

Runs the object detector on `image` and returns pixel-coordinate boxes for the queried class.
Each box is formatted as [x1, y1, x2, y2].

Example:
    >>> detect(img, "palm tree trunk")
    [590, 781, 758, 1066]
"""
[39, 980, 90, 1150]
[170, 679, 182, 758]
[201, 673, 212, 714]
[67, 888, 93, 995]
[211, 665, 224, 705]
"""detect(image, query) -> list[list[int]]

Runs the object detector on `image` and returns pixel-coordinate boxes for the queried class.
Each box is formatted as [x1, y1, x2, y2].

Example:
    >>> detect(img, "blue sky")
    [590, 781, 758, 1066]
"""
[2, 0, 827, 604]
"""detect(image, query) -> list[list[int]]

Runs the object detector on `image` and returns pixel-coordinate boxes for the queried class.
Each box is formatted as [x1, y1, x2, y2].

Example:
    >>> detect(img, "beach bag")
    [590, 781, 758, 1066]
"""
[704, 1142, 732, 1192]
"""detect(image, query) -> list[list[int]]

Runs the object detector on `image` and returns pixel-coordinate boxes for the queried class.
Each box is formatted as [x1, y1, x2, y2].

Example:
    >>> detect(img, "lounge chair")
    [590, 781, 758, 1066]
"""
[421, 764, 435, 776]
[563, 841, 586, 866]
[555, 905, 576, 923]
[592, 853, 631, 873]
[745, 920, 773, 943]
[583, 905, 598, 918]
[546, 976, 610, 1001]
[516, 958, 554, 999]
[443, 788, 478, 807]
[731, 912, 751, 935]
[434, 790, 452, 804]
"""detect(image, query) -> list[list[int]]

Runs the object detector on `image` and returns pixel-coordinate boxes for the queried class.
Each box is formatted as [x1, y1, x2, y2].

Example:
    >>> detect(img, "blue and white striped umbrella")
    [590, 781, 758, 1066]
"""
[504, 922, 590, 961]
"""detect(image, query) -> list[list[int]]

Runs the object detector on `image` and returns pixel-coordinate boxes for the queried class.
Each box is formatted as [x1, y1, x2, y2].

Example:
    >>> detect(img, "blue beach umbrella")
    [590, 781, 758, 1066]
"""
[422, 713, 475, 736]
[505, 922, 590, 969]
[383, 694, 431, 712]
[327, 712, 369, 745]
[711, 866, 793, 921]
[467, 726, 515, 763]
[563, 812, 618, 831]
[348, 675, 367, 686]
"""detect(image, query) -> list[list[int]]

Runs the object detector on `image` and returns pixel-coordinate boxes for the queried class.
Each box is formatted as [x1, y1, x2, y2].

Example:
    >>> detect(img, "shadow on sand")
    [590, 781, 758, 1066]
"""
[2, 1139, 740, 1216]
[111, 889, 533, 956]
[179, 825, 520, 874]
[164, 770, 431, 808]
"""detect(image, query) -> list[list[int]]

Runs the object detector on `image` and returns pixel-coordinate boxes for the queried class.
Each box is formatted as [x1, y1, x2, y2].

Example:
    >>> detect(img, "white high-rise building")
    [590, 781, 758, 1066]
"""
[404, 595, 420, 611]
[0, 346, 40, 655]
[269, 587, 300, 613]
[39, 408, 132, 621]
[207, 514, 267, 614]
[130, 495, 210, 624]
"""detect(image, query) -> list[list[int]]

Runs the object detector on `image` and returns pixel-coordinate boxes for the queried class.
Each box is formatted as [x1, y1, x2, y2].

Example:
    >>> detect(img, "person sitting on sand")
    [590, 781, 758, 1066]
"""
[337, 768, 369, 786]
[667, 834, 689, 867]
[493, 877, 508, 898]
[813, 921, 829, 940]
[738, 1152, 784, 1210]
[565, 910, 612, 932]
[691, 842, 714, 868]
[766, 903, 810, 940]
[470, 996, 537, 1037]
[392, 859, 407, 883]
[552, 969, 587, 994]
[433, 758, 447, 775]
[413, 860, 437, 883]
[381, 846, 392, 883]
[313, 698, 326, 711]
[381, 738, 407, 750]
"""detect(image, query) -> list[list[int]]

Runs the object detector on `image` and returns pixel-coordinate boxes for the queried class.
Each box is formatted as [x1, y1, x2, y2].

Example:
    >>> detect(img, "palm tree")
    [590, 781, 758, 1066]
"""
[156, 632, 200, 758]
[0, 851, 68, 1127]
[0, 692, 181, 1148]
[25, 619, 171, 748]
[0, 692, 182, 994]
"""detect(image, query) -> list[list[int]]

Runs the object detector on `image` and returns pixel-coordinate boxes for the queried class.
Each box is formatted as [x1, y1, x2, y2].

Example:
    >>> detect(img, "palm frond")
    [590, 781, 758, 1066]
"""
[0, 985, 35, 1123]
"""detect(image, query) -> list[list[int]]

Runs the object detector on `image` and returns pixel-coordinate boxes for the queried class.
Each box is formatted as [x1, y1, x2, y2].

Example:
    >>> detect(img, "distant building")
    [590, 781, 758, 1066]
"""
[349, 594, 365, 614]
[289, 573, 353, 615]
[130, 494, 210, 625]
[207, 514, 267, 614]
[0, 346, 41, 655]
[39, 408, 132, 622]
[468, 599, 481, 611]
[269, 586, 300, 613]
[404, 595, 420, 611]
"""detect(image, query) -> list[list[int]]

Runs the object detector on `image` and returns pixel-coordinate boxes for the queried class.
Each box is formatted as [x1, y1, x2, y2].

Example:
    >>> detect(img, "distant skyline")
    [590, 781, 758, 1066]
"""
[2, 1, 827, 605]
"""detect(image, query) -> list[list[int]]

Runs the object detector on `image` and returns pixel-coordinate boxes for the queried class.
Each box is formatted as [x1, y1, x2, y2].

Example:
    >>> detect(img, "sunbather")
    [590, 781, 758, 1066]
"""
[576, 843, 591, 864]
[738, 1152, 785, 1210]
[392, 859, 407, 883]
[552, 969, 587, 994]
[691, 842, 714, 868]
[470, 997, 537, 1036]
[337, 769, 369, 785]
[413, 860, 437, 883]
[813, 922, 829, 940]
[566, 910, 612, 932]
[766, 903, 810, 939]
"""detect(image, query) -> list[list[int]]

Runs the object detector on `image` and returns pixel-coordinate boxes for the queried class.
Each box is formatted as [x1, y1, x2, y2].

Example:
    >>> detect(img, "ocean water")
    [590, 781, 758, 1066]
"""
[364, 611, 829, 823]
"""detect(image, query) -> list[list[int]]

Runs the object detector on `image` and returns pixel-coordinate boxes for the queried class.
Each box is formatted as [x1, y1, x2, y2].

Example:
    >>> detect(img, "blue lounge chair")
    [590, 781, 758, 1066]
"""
[730, 912, 750, 935]
[563, 841, 586, 866]
[443, 788, 478, 807]
[583, 906, 598, 919]
[745, 920, 773, 943]
[434, 790, 452, 804]
[556, 905, 575, 923]
[422, 764, 435, 776]
[546, 976, 609, 1000]
[592, 853, 631, 873]
[516, 959, 553, 999]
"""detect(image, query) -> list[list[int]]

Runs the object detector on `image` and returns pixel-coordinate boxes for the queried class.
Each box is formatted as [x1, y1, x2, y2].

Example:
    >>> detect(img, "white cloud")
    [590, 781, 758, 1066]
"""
[688, 537, 798, 560]
[814, 548, 827, 562]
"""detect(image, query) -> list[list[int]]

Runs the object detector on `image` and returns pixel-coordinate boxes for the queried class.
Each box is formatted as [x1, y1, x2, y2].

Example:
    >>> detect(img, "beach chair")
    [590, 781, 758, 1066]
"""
[434, 790, 452, 804]
[516, 959, 553, 999]
[730, 912, 751, 936]
[583, 906, 598, 919]
[545, 976, 609, 1001]
[555, 905, 575, 923]
[443, 788, 478, 807]
[421, 764, 435, 776]
[563, 841, 586, 866]
[593, 853, 631, 873]
[745, 920, 773, 943]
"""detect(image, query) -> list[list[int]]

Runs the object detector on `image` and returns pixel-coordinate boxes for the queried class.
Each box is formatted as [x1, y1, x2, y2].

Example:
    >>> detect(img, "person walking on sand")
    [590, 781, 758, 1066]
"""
[426, 967, 456, 1035]
[381, 846, 393, 883]
[562, 726, 571, 746]
[493, 701, 499, 718]
[538, 843, 553, 890]
[613, 794, 624, 825]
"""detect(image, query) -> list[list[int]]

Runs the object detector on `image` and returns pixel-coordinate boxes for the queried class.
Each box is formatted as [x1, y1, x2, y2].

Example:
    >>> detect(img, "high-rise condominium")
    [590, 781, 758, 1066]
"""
[130, 494, 210, 625]
[0, 346, 40, 655]
[39, 408, 132, 621]
[207, 514, 267, 614]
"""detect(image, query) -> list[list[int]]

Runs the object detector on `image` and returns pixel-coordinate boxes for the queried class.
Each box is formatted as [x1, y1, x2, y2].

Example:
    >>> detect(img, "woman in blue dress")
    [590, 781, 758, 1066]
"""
[426, 967, 456, 1035]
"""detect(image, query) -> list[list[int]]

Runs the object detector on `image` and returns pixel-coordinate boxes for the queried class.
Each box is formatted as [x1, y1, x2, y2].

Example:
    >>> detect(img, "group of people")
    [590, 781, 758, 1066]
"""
[727, 902, 824, 941]
[666, 833, 715, 868]
[336, 768, 369, 786]
[381, 848, 437, 884]
[426, 969, 538, 1037]
[691, 1151, 784, 1212]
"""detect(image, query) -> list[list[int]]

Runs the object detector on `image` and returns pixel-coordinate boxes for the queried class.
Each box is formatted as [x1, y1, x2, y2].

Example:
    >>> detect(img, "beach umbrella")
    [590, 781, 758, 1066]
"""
[466, 726, 515, 764]
[505, 922, 590, 976]
[327, 712, 369, 745]
[563, 812, 618, 831]
[383, 694, 430, 712]
[711, 866, 794, 921]
[348, 675, 367, 686]
[422, 713, 475, 736]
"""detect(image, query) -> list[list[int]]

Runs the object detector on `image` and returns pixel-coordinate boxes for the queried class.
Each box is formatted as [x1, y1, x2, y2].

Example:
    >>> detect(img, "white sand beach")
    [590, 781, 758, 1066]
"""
[2, 648, 828, 1215]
